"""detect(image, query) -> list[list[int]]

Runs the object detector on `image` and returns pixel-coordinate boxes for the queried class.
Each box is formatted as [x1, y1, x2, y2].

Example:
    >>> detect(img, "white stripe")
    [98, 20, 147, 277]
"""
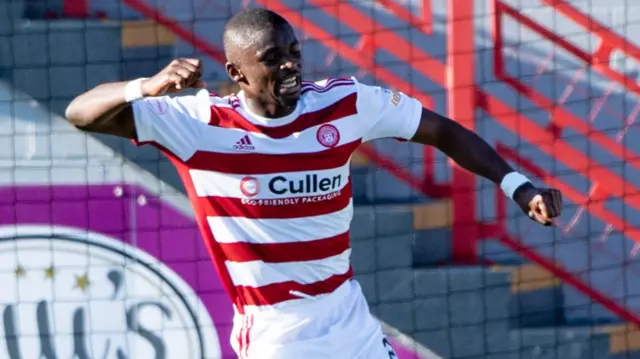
[239, 279, 352, 313]
[206, 202, 353, 244]
[192, 113, 363, 155]
[189, 164, 350, 198]
[226, 249, 351, 287]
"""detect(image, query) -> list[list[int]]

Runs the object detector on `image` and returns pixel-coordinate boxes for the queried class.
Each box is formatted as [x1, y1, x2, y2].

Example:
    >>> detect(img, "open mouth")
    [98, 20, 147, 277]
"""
[278, 74, 301, 95]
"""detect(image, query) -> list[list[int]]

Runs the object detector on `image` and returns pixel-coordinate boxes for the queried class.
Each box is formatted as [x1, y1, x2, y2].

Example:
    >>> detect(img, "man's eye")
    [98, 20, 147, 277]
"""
[263, 53, 278, 64]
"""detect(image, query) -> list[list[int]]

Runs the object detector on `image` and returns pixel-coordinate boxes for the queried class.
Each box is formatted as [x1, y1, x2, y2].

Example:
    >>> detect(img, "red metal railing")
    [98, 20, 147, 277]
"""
[261, 0, 480, 260]
[487, 0, 640, 326]
[493, 142, 640, 244]
[373, 0, 433, 34]
[492, 0, 640, 224]
[492, 142, 640, 328]
[541, 0, 640, 96]
[120, 0, 226, 63]
[63, 0, 89, 17]
[117, 0, 640, 325]
[447, 0, 479, 264]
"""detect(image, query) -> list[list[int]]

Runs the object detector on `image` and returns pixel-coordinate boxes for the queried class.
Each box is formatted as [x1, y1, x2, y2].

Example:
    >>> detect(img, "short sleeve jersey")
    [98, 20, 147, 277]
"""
[132, 77, 422, 313]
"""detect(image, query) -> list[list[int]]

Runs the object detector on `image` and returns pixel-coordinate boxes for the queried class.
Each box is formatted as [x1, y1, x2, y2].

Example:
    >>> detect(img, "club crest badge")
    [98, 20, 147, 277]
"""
[316, 124, 340, 148]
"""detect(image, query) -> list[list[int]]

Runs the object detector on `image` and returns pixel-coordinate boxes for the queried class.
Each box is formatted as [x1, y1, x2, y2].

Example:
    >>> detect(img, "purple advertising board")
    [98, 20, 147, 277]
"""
[0, 184, 429, 359]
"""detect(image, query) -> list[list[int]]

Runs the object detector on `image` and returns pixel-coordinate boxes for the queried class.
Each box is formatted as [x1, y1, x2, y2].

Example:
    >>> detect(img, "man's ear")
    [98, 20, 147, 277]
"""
[226, 62, 244, 82]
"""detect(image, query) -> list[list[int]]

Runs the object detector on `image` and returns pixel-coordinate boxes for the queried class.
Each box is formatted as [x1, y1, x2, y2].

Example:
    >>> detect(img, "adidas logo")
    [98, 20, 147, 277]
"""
[233, 135, 255, 151]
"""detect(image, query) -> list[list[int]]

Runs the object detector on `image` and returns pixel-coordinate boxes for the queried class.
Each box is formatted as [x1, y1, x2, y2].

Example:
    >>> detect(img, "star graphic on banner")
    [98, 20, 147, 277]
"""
[74, 273, 91, 292]
[45, 266, 55, 279]
[14, 265, 26, 278]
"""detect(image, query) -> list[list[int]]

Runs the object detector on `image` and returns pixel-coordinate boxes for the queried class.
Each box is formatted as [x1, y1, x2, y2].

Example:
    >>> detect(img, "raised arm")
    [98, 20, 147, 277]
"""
[65, 58, 206, 139]
[409, 107, 562, 225]
[354, 80, 563, 226]
[410, 108, 513, 185]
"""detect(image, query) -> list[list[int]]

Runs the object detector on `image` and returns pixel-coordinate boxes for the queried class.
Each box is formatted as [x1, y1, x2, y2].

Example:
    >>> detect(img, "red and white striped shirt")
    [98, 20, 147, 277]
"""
[132, 77, 422, 313]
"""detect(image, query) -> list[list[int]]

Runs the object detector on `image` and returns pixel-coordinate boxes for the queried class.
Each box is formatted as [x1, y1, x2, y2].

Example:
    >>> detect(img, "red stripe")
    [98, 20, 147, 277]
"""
[244, 315, 253, 358]
[236, 317, 242, 358]
[63, 0, 88, 17]
[144, 142, 248, 311]
[219, 232, 350, 263]
[237, 316, 246, 358]
[185, 140, 361, 174]
[236, 268, 353, 307]
[210, 92, 357, 139]
[200, 182, 352, 219]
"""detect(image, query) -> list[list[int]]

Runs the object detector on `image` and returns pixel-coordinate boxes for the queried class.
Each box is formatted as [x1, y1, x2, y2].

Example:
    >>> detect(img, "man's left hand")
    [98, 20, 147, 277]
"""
[513, 183, 563, 226]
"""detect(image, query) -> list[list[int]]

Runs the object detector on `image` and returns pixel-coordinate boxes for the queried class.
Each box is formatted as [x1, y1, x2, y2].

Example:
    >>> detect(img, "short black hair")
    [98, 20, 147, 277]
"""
[223, 8, 290, 60]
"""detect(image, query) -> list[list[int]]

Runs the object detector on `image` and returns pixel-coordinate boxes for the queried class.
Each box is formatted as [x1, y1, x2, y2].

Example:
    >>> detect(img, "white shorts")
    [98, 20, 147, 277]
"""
[230, 279, 398, 359]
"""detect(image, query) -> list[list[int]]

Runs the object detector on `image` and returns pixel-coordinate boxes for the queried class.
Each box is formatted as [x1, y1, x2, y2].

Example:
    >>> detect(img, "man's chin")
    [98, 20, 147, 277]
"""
[279, 92, 301, 107]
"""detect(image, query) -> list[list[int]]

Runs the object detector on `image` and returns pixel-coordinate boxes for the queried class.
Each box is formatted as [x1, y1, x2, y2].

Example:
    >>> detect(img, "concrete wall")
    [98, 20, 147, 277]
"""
[3, 0, 640, 357]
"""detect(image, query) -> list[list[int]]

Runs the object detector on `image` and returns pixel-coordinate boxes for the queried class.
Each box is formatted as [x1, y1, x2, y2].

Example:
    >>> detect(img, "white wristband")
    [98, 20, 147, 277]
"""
[500, 172, 531, 199]
[124, 78, 146, 103]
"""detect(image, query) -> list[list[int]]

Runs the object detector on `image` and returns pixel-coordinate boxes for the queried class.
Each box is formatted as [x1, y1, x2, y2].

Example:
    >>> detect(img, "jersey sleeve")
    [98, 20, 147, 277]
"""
[131, 89, 211, 161]
[354, 79, 423, 142]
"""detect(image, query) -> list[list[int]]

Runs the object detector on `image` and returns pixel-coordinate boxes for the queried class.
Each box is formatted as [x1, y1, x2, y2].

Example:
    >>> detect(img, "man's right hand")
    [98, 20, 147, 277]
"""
[141, 58, 207, 97]
[66, 58, 208, 139]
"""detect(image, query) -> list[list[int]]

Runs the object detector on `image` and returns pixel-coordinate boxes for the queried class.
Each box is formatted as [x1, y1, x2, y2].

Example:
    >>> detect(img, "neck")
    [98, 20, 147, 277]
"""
[244, 96, 296, 119]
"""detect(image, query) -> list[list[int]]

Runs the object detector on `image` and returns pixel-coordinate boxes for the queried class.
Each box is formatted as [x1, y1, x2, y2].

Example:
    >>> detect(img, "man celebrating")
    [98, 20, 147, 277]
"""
[65, 7, 562, 359]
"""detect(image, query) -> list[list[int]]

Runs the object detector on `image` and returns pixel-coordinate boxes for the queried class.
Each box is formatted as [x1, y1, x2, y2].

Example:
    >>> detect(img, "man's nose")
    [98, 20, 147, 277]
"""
[280, 60, 299, 70]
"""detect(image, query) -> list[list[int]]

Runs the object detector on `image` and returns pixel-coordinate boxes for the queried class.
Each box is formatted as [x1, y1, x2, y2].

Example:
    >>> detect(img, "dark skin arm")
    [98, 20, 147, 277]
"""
[65, 58, 205, 139]
[411, 108, 514, 184]
[65, 82, 136, 138]
[410, 107, 563, 225]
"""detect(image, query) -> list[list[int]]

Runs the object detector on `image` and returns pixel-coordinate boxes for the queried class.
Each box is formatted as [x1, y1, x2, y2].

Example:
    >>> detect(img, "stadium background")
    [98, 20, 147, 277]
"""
[2, 0, 640, 357]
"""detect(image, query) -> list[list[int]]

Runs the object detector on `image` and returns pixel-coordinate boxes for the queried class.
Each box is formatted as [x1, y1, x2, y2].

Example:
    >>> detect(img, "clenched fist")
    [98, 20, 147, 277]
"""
[513, 183, 563, 226]
[141, 58, 207, 97]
